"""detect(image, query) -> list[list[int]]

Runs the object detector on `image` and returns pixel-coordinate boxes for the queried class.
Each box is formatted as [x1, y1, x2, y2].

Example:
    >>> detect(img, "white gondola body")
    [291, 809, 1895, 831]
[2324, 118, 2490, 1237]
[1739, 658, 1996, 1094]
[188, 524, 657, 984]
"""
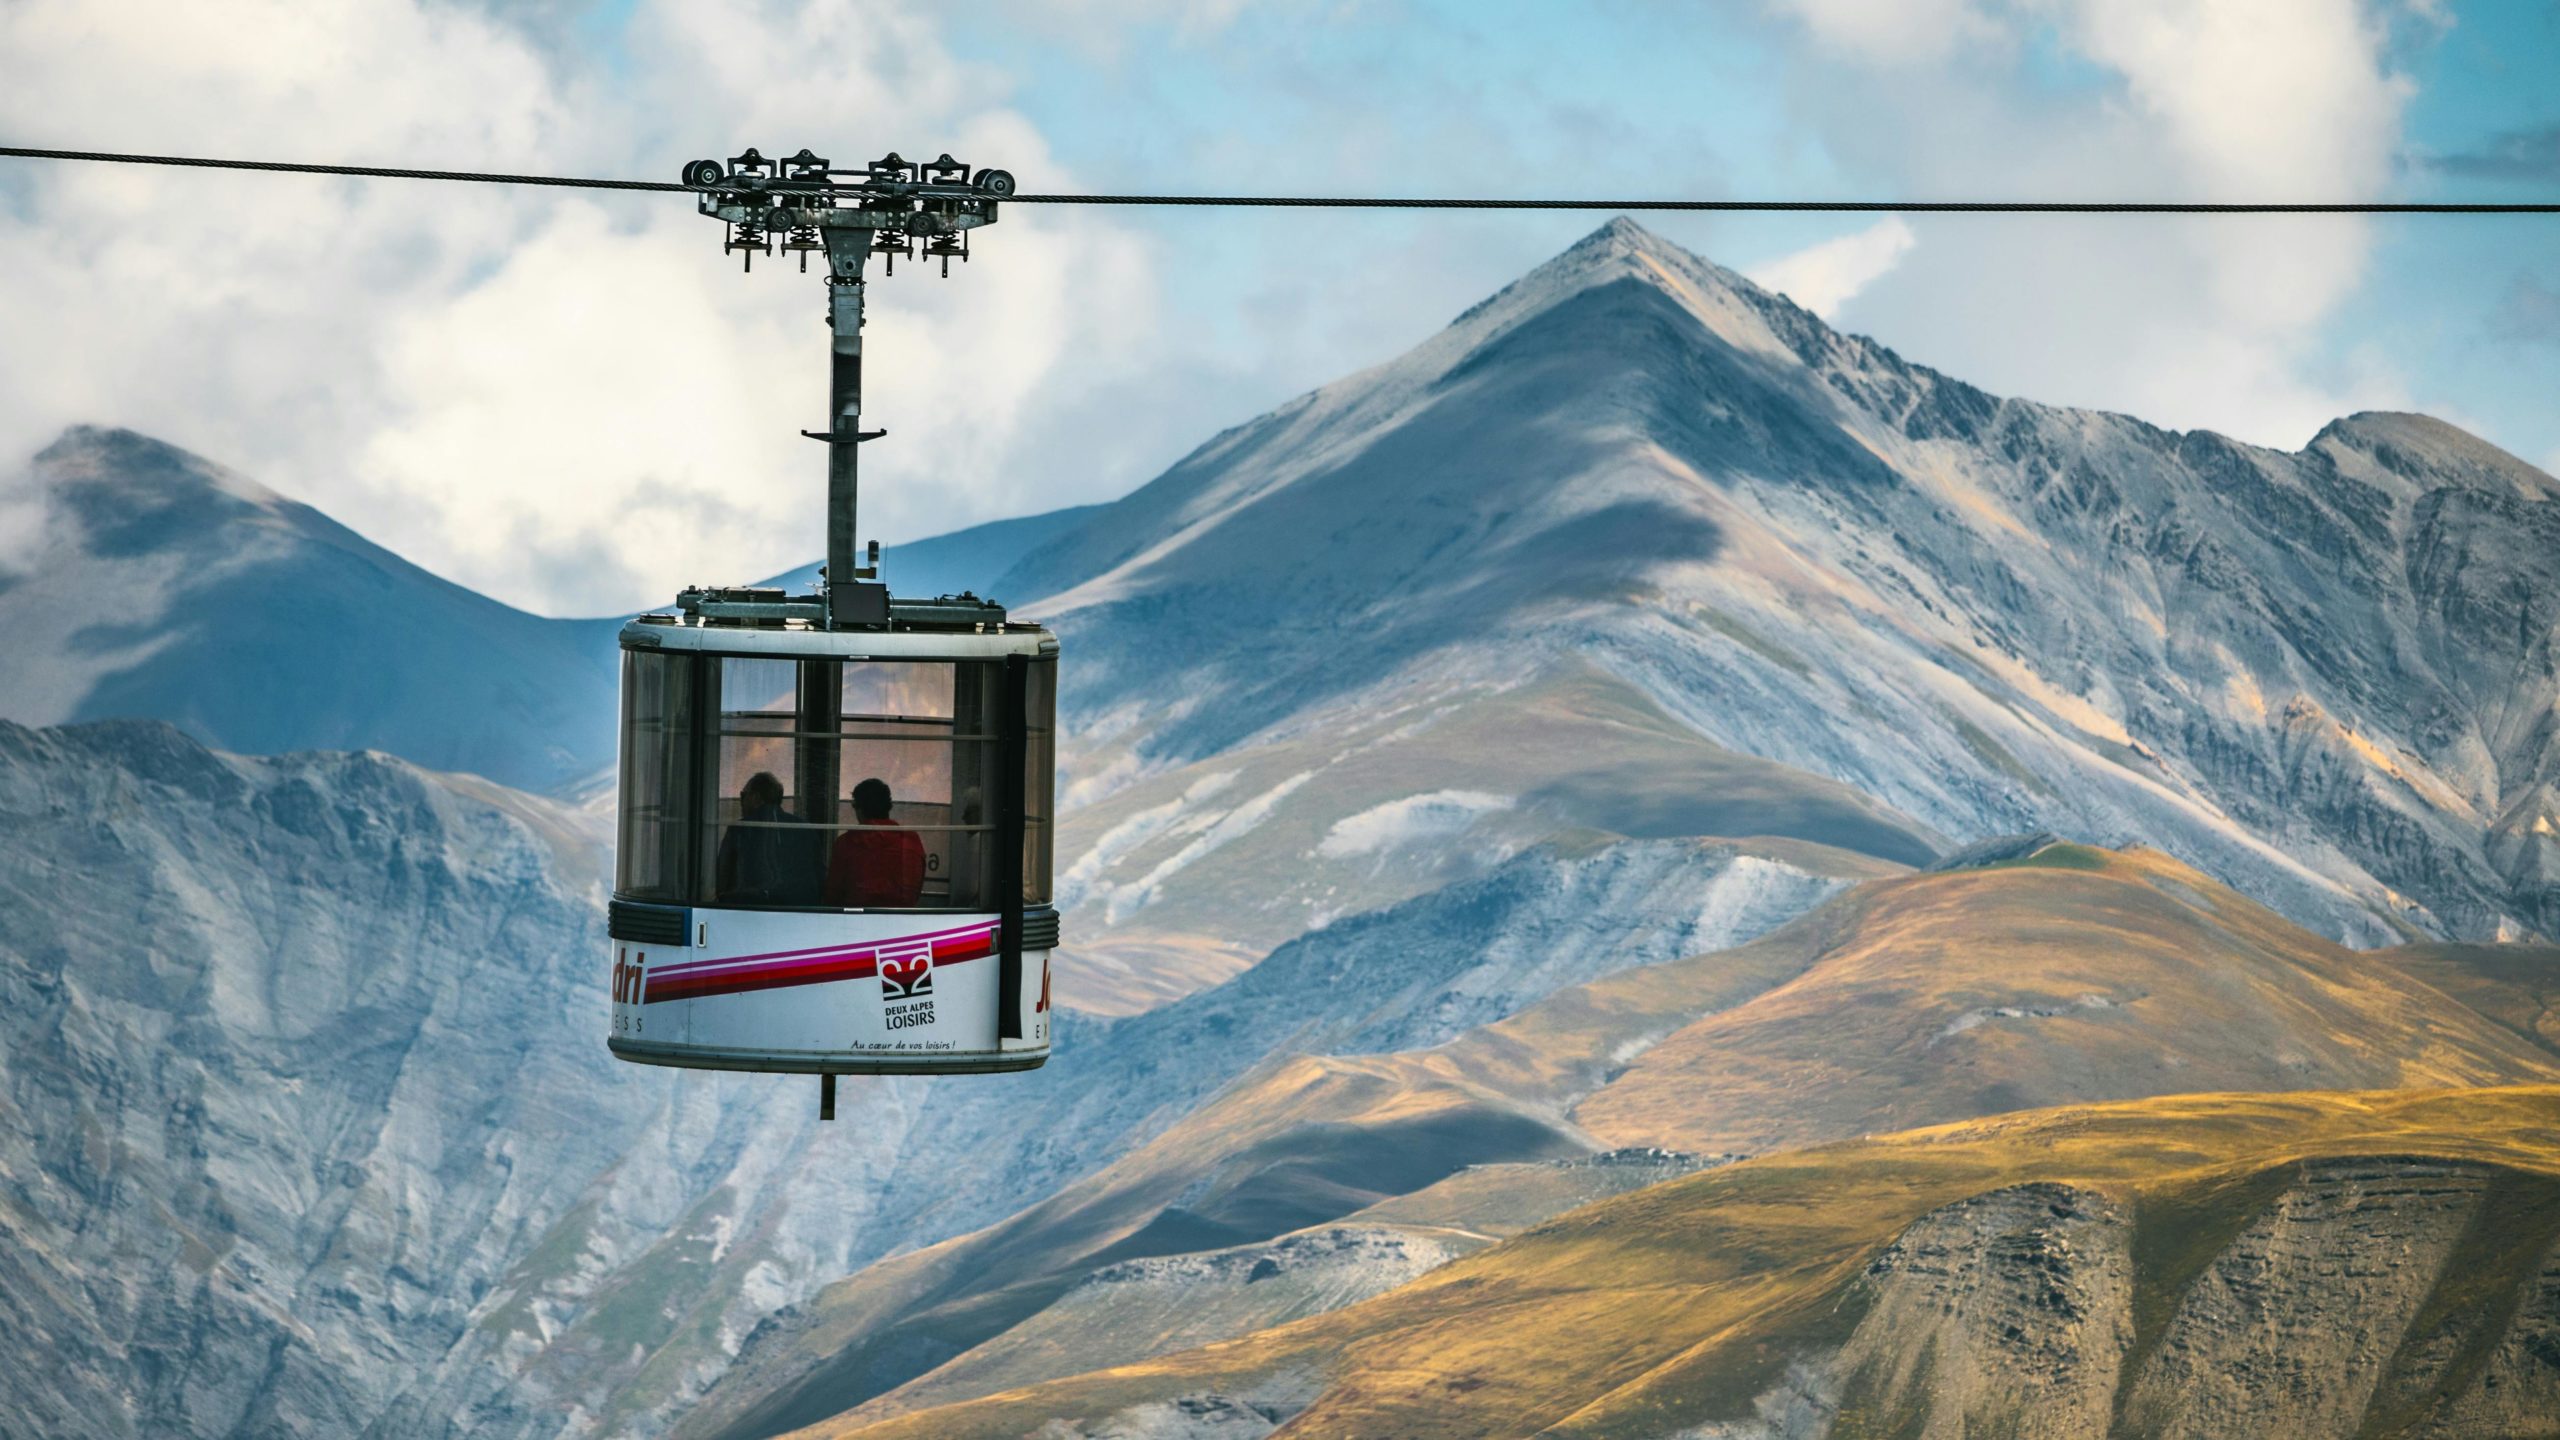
[609, 908, 1050, 1071]
[608, 617, 1058, 1076]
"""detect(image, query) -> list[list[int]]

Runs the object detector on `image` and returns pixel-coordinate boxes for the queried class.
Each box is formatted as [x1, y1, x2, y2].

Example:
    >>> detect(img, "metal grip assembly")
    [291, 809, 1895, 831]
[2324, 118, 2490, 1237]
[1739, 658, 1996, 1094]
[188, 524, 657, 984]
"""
[685, 146, 1007, 631]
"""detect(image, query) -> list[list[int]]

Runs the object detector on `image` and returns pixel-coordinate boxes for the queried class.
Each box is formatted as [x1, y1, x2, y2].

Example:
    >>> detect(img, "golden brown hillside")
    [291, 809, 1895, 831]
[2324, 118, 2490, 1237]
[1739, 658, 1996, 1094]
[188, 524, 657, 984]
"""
[674, 1057, 1586, 1440]
[819, 1087, 2560, 1440]
[2371, 941, 2560, 1060]
[823, 1152, 1730, 1431]
[1351, 846, 2560, 1155]
[1565, 845, 2559, 1150]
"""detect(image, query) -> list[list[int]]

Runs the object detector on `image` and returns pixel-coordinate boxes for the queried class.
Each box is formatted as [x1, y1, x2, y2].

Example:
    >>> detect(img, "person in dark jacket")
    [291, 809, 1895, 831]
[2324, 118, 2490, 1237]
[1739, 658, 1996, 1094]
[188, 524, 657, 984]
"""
[715, 771, 824, 905]
[827, 777, 926, 907]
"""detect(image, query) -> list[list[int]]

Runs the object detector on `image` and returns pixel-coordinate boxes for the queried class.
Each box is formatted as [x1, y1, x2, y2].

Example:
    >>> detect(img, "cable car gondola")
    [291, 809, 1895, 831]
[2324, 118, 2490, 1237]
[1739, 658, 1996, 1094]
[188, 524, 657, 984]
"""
[607, 149, 1056, 1103]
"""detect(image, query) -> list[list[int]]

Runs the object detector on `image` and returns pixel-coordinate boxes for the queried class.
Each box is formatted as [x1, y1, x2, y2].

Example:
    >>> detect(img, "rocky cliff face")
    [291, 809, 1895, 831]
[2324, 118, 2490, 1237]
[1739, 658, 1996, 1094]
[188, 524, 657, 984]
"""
[1689, 1159, 2560, 1440]
[813, 1089, 2560, 1440]
[0, 720, 986, 1438]
[1694, 1182, 2136, 1440]
[0, 718, 621, 1436]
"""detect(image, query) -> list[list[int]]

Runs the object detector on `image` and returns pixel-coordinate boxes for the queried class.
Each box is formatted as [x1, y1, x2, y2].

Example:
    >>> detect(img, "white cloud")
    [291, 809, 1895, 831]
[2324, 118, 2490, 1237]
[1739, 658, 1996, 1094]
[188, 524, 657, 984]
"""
[1775, 0, 2004, 65]
[0, 0, 2488, 617]
[1764, 0, 2416, 449]
[2070, 2, 2406, 199]
[1746, 217, 1916, 317]
[0, 468, 52, 580]
[0, 0, 1164, 615]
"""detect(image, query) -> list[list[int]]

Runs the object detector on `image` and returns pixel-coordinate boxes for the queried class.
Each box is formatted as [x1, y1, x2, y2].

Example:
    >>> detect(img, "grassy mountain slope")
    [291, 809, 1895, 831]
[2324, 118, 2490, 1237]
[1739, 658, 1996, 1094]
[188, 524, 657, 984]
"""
[1567, 843, 2556, 1151]
[2370, 941, 2560, 1061]
[685, 846, 2560, 1437]
[817, 1087, 2560, 1440]
[840, 1152, 1728, 1429]
[1361, 843, 2560, 1156]
[680, 1057, 1589, 1440]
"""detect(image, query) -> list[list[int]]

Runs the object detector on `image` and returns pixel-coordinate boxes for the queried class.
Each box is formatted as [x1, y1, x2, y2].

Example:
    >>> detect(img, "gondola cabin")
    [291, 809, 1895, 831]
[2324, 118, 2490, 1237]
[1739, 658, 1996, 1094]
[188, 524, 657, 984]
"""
[604, 146, 1051, 1096]
[608, 589, 1058, 1074]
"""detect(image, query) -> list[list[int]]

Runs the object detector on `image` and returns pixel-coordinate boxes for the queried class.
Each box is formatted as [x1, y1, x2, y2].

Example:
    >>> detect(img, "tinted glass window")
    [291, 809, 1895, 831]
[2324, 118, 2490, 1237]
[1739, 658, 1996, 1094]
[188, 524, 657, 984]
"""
[1022, 656, 1056, 907]
[831, 660, 993, 909]
[706, 656, 833, 906]
[697, 656, 997, 911]
[619, 647, 1053, 914]
[615, 649, 699, 902]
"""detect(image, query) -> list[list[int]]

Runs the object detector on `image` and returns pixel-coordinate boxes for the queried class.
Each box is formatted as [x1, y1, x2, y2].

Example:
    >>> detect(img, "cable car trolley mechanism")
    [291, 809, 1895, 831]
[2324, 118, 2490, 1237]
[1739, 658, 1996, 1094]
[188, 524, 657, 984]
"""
[609, 148, 1055, 1104]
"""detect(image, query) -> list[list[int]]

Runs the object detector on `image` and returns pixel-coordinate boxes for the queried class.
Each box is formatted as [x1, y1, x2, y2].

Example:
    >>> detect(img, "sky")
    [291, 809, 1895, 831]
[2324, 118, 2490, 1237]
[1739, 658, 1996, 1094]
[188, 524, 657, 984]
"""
[0, 0, 2555, 616]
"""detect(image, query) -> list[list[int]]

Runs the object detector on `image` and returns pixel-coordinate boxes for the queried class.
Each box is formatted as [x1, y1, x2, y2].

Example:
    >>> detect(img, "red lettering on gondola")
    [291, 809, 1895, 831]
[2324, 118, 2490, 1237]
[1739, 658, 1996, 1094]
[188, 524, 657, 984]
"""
[613, 949, 648, 1005]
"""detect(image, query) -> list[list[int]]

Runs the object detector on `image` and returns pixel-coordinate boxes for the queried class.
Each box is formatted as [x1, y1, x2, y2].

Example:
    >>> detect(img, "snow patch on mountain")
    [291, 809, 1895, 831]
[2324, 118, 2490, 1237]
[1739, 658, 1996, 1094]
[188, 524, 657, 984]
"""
[1113, 771, 1315, 920]
[1315, 789, 1514, 858]
[1056, 769, 1241, 914]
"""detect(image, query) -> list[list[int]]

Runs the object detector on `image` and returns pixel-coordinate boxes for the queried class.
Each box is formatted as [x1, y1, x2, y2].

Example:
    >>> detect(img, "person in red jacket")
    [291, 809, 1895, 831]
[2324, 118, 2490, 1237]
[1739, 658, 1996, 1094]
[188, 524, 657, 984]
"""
[827, 777, 925, 907]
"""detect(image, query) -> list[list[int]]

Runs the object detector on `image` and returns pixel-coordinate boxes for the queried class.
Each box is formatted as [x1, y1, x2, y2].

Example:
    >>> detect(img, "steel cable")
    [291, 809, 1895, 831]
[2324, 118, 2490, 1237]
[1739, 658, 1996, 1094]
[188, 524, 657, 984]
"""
[5, 144, 2557, 213]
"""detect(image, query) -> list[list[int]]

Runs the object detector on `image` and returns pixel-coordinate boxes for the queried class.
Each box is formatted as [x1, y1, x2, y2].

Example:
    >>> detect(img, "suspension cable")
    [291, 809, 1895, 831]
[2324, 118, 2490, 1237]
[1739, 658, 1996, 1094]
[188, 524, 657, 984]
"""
[5, 144, 2555, 214]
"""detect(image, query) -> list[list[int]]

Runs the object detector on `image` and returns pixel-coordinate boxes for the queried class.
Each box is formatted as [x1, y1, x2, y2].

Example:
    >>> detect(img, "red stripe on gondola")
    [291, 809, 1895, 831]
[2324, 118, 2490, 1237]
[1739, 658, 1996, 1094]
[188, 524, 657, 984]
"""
[641, 925, 996, 1004]
[646, 919, 996, 979]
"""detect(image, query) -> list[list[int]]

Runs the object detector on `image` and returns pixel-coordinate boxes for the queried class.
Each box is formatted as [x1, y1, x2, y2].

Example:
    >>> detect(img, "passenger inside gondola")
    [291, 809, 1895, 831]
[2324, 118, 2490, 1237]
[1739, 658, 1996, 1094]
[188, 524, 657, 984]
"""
[828, 776, 926, 907]
[715, 771, 827, 905]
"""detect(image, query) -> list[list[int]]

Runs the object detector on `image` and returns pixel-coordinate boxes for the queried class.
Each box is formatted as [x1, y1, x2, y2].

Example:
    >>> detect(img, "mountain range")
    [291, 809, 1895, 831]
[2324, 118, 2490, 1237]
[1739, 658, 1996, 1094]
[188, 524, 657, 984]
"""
[1015, 218, 2558, 977]
[0, 430, 1085, 795]
[678, 843, 2560, 1437]
[0, 216, 2556, 1438]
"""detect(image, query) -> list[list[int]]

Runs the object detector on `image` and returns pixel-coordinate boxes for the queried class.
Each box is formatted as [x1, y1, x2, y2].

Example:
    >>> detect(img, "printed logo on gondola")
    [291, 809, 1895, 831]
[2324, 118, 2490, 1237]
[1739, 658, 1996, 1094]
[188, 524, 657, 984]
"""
[879, 942, 936, 1030]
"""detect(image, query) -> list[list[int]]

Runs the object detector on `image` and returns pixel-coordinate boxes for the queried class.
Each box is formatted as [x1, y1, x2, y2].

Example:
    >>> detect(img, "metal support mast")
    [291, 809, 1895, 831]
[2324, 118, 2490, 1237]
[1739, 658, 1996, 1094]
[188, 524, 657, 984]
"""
[685, 147, 1014, 629]
[823, 244, 870, 626]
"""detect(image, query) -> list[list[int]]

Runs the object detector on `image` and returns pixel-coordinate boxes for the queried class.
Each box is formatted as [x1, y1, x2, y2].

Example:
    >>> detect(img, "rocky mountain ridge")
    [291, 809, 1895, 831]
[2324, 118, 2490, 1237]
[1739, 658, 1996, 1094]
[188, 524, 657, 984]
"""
[999, 218, 2559, 951]
[0, 428, 622, 792]
[0, 428, 1085, 796]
